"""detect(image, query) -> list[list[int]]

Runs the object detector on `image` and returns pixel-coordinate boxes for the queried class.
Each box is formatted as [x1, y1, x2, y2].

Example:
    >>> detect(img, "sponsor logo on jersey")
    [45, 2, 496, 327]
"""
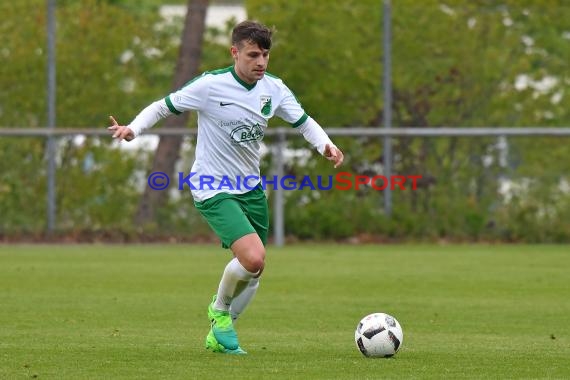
[220, 120, 243, 128]
[230, 123, 264, 143]
[260, 96, 272, 116]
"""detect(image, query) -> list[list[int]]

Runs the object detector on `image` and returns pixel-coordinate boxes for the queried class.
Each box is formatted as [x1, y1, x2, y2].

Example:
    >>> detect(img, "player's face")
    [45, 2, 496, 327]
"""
[232, 40, 270, 84]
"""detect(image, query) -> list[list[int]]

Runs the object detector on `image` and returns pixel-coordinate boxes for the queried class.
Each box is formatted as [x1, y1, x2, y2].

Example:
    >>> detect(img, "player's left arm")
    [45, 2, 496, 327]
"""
[275, 85, 344, 168]
[297, 118, 344, 168]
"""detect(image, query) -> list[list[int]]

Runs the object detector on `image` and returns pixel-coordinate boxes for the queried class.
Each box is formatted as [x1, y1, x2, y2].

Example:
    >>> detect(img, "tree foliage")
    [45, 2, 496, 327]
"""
[247, 0, 570, 126]
[0, 0, 234, 235]
[0, 0, 176, 233]
[247, 0, 570, 242]
[1, 0, 569, 241]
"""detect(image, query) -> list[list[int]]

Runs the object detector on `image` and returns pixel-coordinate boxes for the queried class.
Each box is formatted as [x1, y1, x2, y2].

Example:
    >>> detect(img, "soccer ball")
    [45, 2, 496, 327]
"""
[354, 312, 404, 358]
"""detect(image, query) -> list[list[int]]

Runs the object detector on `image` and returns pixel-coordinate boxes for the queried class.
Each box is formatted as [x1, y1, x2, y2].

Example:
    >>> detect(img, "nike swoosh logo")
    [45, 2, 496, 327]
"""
[220, 102, 234, 107]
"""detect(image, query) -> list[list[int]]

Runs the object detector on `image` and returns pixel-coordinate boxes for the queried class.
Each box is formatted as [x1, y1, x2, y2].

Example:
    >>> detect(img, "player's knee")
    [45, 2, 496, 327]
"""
[232, 233, 265, 273]
[247, 247, 265, 273]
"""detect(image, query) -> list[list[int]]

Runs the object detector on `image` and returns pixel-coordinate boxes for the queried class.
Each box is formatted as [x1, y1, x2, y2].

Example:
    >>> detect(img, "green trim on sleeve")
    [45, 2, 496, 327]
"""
[291, 113, 309, 128]
[165, 95, 182, 115]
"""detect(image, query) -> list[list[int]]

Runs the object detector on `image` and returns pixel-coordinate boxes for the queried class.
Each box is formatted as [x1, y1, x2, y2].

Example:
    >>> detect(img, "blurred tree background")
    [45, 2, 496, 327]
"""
[0, 0, 569, 241]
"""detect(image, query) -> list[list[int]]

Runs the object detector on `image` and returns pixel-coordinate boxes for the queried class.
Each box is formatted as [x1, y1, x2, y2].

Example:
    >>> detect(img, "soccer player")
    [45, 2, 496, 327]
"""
[108, 20, 344, 354]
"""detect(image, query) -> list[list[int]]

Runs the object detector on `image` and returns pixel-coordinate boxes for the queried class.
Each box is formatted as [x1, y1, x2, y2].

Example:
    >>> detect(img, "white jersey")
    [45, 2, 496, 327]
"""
[128, 65, 334, 202]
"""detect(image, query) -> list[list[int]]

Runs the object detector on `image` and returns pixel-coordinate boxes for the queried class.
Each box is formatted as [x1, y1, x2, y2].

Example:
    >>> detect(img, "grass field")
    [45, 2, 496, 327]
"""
[1, 244, 569, 379]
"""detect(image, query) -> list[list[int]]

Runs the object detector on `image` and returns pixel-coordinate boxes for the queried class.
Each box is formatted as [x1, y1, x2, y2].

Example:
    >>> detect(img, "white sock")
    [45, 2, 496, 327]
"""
[230, 277, 260, 322]
[213, 258, 257, 311]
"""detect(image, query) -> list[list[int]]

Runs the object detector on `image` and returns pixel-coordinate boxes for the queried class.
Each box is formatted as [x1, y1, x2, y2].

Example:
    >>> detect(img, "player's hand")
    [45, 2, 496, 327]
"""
[324, 144, 344, 168]
[108, 116, 135, 142]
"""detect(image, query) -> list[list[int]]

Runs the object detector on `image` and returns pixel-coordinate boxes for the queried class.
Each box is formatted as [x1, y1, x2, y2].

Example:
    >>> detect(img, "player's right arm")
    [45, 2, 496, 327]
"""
[108, 100, 172, 142]
[108, 73, 210, 142]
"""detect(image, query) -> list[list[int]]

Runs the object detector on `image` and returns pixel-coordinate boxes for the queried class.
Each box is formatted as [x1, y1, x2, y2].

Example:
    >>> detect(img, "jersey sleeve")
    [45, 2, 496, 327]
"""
[297, 116, 335, 155]
[274, 83, 309, 128]
[164, 73, 211, 114]
[127, 100, 172, 137]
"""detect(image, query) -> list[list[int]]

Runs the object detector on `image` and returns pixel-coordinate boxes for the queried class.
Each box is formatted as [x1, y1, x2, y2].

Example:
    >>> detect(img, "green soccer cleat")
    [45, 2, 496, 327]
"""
[205, 328, 225, 353]
[205, 328, 247, 355]
[207, 295, 240, 351]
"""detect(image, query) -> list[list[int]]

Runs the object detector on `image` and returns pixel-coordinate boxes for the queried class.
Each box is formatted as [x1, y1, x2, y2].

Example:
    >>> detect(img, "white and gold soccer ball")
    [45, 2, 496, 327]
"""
[354, 312, 404, 358]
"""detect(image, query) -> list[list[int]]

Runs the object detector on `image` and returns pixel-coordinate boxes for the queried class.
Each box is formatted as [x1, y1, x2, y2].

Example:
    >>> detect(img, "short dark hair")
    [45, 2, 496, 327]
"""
[232, 20, 273, 50]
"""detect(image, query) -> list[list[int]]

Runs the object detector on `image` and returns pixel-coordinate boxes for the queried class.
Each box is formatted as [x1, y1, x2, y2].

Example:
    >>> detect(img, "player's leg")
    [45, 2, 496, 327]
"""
[230, 186, 269, 321]
[209, 193, 266, 315]
[230, 275, 260, 322]
[195, 193, 263, 352]
[205, 233, 263, 354]
[208, 233, 264, 349]
[213, 233, 264, 312]
[225, 233, 264, 320]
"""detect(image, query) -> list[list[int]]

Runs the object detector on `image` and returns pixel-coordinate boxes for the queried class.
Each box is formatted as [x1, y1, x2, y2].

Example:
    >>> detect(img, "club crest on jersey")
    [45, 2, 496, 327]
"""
[230, 123, 264, 144]
[260, 96, 272, 116]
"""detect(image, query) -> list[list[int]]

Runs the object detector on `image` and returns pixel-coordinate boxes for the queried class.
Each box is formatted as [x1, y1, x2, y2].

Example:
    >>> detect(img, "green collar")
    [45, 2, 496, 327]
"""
[230, 66, 256, 91]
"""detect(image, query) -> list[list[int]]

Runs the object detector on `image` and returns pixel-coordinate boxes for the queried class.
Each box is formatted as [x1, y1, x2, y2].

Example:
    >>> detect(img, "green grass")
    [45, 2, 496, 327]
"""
[1, 244, 569, 379]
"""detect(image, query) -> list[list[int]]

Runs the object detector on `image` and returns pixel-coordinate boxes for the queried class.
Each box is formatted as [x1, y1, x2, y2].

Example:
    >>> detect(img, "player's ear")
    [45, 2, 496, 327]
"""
[230, 46, 238, 59]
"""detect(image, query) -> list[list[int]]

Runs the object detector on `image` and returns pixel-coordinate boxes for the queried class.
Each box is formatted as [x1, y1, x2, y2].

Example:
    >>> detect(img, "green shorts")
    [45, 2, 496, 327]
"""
[194, 184, 269, 248]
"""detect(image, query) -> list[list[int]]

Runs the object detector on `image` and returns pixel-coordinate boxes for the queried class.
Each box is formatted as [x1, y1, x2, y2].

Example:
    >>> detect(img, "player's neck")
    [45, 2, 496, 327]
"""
[233, 65, 257, 86]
